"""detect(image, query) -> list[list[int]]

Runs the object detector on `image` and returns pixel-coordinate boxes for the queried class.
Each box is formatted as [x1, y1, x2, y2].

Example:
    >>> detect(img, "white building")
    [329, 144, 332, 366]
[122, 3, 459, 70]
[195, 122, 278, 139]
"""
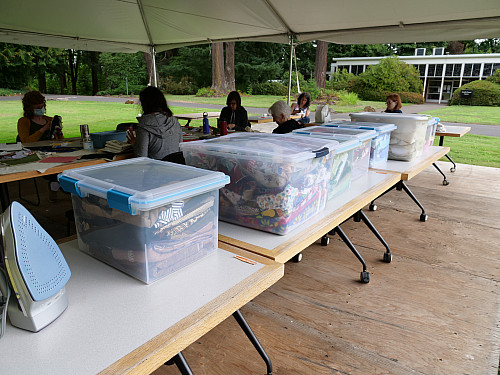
[329, 48, 500, 103]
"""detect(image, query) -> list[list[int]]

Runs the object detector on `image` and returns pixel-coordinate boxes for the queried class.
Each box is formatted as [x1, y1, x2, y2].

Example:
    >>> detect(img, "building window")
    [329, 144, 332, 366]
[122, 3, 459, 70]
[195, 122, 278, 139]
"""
[453, 64, 462, 77]
[353, 65, 366, 75]
[464, 64, 472, 76]
[433, 47, 445, 55]
[414, 64, 426, 76]
[472, 64, 481, 76]
[415, 48, 426, 56]
[337, 65, 350, 73]
[428, 64, 436, 76]
[445, 64, 453, 76]
[494, 63, 500, 75]
[483, 63, 493, 77]
[435, 64, 443, 76]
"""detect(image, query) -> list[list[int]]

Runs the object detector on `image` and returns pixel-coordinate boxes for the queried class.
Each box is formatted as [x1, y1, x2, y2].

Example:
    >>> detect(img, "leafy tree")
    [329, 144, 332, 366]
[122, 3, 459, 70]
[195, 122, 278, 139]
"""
[99, 52, 148, 94]
[0, 43, 33, 89]
[158, 46, 212, 88]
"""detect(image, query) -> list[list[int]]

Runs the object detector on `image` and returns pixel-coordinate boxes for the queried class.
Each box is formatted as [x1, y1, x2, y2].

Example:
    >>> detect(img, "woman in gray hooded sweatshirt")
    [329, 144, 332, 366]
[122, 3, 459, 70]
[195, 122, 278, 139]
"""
[130, 86, 182, 160]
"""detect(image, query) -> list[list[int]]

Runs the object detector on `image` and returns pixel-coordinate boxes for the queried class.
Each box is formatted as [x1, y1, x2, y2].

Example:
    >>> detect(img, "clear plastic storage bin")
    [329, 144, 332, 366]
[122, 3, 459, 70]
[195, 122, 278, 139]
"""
[323, 120, 396, 168]
[293, 126, 375, 180]
[349, 113, 431, 161]
[423, 117, 439, 152]
[58, 157, 229, 284]
[180, 133, 339, 235]
[90, 130, 127, 149]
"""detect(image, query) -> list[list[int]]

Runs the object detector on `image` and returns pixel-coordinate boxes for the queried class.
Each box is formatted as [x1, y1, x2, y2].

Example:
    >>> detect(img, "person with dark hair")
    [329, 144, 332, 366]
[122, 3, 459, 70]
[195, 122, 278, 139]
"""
[17, 90, 63, 143]
[384, 93, 403, 113]
[269, 100, 304, 134]
[128, 86, 182, 160]
[219, 91, 250, 131]
[291, 92, 311, 124]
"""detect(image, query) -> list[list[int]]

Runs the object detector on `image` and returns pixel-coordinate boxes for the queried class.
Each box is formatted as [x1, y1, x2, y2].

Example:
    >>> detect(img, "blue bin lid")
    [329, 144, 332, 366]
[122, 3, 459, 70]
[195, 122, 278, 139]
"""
[58, 157, 230, 214]
[293, 126, 376, 142]
[325, 121, 397, 133]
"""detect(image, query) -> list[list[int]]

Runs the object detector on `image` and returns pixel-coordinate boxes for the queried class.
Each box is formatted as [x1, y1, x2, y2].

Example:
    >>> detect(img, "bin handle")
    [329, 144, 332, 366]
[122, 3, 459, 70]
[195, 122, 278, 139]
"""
[312, 147, 329, 158]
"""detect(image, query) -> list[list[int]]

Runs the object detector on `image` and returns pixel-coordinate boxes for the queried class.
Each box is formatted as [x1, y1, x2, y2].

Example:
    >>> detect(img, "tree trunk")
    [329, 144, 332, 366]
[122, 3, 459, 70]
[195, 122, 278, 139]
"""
[224, 42, 235, 92]
[211, 42, 227, 93]
[314, 40, 329, 88]
[90, 51, 100, 95]
[67, 49, 80, 95]
[37, 72, 47, 94]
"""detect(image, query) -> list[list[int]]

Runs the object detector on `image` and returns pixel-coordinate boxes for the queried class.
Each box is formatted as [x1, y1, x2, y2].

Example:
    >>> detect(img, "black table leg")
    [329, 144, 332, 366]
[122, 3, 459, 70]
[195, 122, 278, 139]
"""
[354, 210, 392, 263]
[333, 225, 370, 283]
[439, 135, 456, 172]
[164, 351, 194, 375]
[233, 309, 273, 375]
[432, 163, 449, 185]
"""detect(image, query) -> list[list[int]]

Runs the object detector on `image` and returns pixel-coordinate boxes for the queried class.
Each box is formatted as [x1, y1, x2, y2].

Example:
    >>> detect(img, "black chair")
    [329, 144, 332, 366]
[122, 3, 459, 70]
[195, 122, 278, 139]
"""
[162, 152, 186, 165]
[116, 123, 138, 131]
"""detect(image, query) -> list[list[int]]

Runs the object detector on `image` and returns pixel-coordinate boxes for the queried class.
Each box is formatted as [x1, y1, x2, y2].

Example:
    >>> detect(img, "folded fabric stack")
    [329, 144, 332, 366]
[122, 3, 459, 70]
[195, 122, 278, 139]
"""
[102, 140, 133, 153]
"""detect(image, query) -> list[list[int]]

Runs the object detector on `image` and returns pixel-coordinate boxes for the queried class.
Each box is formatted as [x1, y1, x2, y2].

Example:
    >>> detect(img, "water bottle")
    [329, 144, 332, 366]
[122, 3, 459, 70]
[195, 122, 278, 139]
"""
[202, 112, 210, 134]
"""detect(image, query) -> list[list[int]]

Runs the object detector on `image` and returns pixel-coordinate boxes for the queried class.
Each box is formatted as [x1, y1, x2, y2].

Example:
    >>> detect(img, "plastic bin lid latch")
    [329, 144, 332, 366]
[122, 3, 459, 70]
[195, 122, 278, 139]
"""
[58, 175, 83, 197]
[107, 189, 133, 214]
[312, 147, 330, 158]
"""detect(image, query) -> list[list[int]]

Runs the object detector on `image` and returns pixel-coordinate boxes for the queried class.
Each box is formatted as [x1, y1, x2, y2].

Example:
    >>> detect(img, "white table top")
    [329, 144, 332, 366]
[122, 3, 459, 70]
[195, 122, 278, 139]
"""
[0, 239, 282, 374]
[370, 146, 450, 180]
[219, 170, 400, 262]
[435, 125, 471, 137]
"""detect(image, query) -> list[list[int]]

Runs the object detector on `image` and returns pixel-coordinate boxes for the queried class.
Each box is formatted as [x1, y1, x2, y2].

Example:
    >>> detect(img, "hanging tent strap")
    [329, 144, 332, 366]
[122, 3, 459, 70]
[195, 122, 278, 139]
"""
[287, 36, 294, 105]
[293, 46, 300, 94]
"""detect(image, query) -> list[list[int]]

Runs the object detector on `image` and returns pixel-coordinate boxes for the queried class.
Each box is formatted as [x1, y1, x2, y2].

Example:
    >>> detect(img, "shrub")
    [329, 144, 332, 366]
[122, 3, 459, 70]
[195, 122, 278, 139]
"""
[355, 89, 424, 104]
[336, 90, 359, 105]
[195, 87, 223, 97]
[326, 70, 358, 91]
[0, 88, 24, 96]
[160, 76, 197, 95]
[486, 69, 500, 84]
[354, 56, 423, 94]
[450, 80, 500, 106]
[96, 84, 144, 96]
[301, 79, 322, 101]
[251, 81, 288, 96]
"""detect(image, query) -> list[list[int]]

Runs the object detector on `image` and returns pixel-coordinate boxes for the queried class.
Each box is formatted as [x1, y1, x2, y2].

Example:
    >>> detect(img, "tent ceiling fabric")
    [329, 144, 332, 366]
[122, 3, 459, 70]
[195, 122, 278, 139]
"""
[1, 0, 499, 53]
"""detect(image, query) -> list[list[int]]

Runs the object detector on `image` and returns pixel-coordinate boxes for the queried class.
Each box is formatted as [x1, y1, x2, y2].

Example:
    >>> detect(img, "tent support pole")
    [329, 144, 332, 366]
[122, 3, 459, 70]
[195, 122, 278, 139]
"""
[150, 46, 157, 87]
[287, 37, 293, 105]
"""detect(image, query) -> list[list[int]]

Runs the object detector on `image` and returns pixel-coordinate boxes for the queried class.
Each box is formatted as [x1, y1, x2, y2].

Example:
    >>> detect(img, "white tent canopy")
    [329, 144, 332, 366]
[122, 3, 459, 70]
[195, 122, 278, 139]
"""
[1, 0, 500, 53]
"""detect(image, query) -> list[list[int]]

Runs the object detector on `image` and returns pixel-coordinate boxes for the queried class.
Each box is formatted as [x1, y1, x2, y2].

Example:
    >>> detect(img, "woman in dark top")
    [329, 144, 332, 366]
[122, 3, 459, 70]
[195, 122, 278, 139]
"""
[219, 91, 250, 131]
[384, 93, 403, 113]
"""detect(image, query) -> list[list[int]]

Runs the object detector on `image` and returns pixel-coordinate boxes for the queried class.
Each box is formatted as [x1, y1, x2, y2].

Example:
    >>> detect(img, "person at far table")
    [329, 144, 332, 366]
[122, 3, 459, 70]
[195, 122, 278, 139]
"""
[219, 91, 250, 131]
[127, 86, 182, 160]
[17, 90, 64, 143]
[269, 100, 304, 134]
[383, 93, 403, 113]
[290, 92, 311, 125]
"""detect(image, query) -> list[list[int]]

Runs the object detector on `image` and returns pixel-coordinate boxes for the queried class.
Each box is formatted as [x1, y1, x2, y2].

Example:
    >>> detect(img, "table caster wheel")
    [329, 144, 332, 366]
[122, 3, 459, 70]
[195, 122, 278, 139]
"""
[383, 252, 392, 263]
[420, 213, 428, 222]
[321, 236, 329, 246]
[450, 167, 456, 172]
[292, 253, 303, 263]
[360, 271, 370, 283]
[443, 179, 449, 186]
[369, 203, 377, 211]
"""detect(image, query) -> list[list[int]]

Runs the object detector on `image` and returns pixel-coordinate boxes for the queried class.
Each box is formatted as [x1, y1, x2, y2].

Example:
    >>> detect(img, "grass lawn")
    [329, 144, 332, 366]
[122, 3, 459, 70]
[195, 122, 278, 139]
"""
[1, 97, 498, 168]
[434, 134, 500, 168]
[0, 100, 215, 142]
[421, 105, 500, 125]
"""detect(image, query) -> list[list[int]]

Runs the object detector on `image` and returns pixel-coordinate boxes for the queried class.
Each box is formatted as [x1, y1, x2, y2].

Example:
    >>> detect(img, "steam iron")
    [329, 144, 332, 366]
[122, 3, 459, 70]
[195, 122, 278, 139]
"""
[0, 201, 71, 332]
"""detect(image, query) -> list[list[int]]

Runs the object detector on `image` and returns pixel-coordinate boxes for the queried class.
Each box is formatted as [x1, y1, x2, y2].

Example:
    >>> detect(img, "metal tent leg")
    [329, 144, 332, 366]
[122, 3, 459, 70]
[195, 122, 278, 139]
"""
[233, 309, 273, 375]
[354, 210, 392, 262]
[164, 351, 194, 375]
[432, 163, 449, 185]
[334, 226, 370, 283]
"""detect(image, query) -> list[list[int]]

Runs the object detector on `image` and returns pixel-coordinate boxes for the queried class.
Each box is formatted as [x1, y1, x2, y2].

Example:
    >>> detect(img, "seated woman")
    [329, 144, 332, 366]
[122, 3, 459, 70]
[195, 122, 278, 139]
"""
[219, 91, 250, 131]
[290, 92, 311, 125]
[128, 86, 182, 160]
[384, 93, 403, 113]
[17, 90, 63, 143]
[269, 100, 304, 134]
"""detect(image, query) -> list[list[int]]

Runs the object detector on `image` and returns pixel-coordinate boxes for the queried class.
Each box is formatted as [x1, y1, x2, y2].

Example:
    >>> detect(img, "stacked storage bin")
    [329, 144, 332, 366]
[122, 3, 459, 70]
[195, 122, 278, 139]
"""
[59, 157, 229, 284]
[423, 117, 440, 152]
[180, 133, 339, 235]
[323, 121, 396, 168]
[349, 113, 432, 161]
[293, 126, 375, 180]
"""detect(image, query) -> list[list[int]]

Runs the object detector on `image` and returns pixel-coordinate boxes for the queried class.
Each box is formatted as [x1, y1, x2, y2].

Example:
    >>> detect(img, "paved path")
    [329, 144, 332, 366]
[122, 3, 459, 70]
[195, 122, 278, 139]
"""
[2, 95, 498, 136]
